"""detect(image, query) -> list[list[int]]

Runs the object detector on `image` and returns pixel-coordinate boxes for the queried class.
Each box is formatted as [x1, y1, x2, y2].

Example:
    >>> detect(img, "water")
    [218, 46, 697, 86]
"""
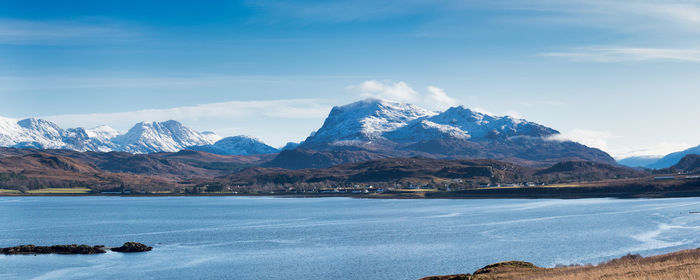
[1, 197, 700, 279]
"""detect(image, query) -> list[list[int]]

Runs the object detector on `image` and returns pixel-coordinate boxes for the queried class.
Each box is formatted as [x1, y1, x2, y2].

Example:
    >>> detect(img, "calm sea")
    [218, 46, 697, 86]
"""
[1, 196, 700, 279]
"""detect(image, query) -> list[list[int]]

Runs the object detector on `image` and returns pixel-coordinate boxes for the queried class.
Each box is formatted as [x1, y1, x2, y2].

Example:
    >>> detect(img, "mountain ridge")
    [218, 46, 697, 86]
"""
[1, 98, 616, 168]
[274, 99, 614, 169]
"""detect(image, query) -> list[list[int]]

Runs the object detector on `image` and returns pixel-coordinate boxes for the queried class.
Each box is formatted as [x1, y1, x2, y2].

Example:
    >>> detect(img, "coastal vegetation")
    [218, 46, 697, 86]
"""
[421, 247, 700, 279]
[26, 188, 91, 194]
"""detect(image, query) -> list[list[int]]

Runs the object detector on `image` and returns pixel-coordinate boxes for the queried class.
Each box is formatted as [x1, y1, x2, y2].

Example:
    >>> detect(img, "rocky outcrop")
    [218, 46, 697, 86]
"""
[0, 244, 107, 255]
[1, 242, 152, 255]
[110, 242, 152, 253]
[420, 261, 539, 280]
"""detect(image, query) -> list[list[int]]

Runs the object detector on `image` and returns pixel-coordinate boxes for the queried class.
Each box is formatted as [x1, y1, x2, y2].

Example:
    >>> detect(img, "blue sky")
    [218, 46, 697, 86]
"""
[1, 0, 700, 157]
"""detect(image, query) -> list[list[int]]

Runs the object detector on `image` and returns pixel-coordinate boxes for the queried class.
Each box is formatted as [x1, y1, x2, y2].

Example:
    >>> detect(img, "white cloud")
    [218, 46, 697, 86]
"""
[550, 129, 613, 151]
[504, 110, 524, 119]
[611, 142, 695, 159]
[354, 80, 420, 103]
[351, 80, 458, 110]
[425, 86, 457, 110]
[42, 99, 333, 147]
[542, 47, 700, 63]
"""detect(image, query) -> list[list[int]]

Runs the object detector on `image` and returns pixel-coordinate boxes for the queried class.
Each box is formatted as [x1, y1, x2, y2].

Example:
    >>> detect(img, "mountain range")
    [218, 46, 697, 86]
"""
[617, 145, 700, 169]
[0, 98, 637, 169]
[267, 99, 614, 169]
[0, 117, 280, 156]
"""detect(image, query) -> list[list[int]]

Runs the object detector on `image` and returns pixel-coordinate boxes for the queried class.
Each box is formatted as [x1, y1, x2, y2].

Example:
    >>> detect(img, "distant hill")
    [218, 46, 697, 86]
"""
[653, 154, 700, 174]
[673, 154, 700, 173]
[236, 158, 647, 187]
[0, 147, 273, 190]
[617, 156, 662, 168]
[646, 145, 700, 169]
[0, 147, 648, 193]
[0, 151, 173, 191]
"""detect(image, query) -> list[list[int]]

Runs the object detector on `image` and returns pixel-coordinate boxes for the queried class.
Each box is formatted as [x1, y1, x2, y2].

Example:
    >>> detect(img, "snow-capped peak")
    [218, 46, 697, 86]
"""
[0, 116, 231, 155]
[301, 99, 561, 148]
[114, 120, 218, 154]
[188, 135, 279, 155]
[303, 98, 436, 146]
[426, 106, 558, 140]
[85, 125, 120, 140]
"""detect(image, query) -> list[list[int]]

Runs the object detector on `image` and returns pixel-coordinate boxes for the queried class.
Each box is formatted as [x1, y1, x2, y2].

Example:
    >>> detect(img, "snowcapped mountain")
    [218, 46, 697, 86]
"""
[277, 98, 615, 169]
[302, 98, 435, 148]
[113, 120, 218, 154]
[385, 119, 470, 143]
[0, 117, 221, 154]
[85, 125, 120, 141]
[0, 98, 616, 167]
[0, 117, 116, 151]
[300, 99, 559, 148]
[425, 106, 558, 140]
[189, 135, 279, 155]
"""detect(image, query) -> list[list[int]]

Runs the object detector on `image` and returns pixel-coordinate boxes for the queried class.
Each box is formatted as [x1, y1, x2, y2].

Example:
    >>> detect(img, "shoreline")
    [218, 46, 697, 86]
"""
[2, 189, 700, 199]
[421, 247, 700, 280]
[2, 180, 700, 199]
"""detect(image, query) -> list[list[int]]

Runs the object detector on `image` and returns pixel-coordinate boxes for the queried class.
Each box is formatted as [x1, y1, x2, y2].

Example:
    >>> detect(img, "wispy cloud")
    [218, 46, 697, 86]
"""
[548, 129, 694, 158]
[350, 80, 458, 110]
[425, 86, 457, 110]
[244, 0, 434, 23]
[549, 129, 613, 152]
[42, 99, 334, 146]
[541, 47, 700, 63]
[0, 74, 367, 92]
[0, 18, 141, 45]
[613, 142, 695, 159]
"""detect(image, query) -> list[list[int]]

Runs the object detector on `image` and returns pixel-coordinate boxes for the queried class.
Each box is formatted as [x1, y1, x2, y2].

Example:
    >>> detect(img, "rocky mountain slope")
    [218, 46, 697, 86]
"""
[270, 99, 615, 169]
[189, 135, 279, 155]
[0, 117, 228, 154]
[1, 98, 617, 168]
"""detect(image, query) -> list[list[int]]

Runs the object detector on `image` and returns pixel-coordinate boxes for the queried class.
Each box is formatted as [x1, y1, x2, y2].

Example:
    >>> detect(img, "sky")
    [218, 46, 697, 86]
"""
[1, 0, 699, 158]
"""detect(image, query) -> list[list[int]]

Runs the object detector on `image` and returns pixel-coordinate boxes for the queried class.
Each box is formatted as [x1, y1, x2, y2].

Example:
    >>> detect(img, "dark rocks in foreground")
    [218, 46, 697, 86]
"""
[0, 244, 107, 255]
[1, 242, 151, 255]
[110, 242, 152, 253]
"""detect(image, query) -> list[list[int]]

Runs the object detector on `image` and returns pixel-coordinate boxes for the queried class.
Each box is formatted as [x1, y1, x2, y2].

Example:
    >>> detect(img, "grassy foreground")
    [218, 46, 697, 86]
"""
[420, 247, 700, 280]
[25, 188, 91, 194]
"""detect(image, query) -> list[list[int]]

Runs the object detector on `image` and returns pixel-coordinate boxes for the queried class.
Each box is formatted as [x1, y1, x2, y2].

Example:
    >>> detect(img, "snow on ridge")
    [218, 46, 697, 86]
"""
[306, 98, 436, 145]
[304, 99, 558, 147]
[0, 116, 222, 154]
[188, 135, 279, 155]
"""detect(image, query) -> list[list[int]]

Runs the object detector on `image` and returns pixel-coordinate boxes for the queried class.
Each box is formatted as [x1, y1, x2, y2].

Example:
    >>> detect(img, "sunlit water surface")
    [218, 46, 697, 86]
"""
[2, 196, 700, 279]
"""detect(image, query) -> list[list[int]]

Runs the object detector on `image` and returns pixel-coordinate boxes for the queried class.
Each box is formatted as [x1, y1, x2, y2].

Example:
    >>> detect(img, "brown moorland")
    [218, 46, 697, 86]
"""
[420, 247, 700, 280]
